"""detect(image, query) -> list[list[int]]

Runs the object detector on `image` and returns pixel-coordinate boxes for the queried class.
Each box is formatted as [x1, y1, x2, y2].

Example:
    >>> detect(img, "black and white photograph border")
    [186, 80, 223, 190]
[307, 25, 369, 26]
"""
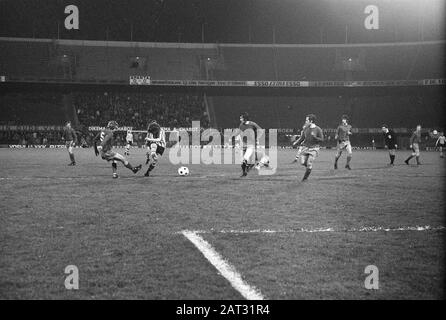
[0, 0, 444, 303]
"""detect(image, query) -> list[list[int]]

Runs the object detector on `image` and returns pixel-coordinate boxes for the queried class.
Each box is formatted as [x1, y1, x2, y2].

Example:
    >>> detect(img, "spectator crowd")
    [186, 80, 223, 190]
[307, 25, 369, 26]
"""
[74, 91, 209, 129]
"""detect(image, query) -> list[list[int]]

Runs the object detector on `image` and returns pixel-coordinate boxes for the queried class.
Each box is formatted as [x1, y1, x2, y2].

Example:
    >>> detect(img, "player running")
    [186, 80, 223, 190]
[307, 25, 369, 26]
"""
[294, 114, 324, 181]
[435, 131, 445, 158]
[93, 121, 142, 178]
[381, 125, 398, 166]
[144, 120, 166, 177]
[124, 129, 134, 156]
[405, 125, 422, 165]
[334, 115, 353, 170]
[291, 123, 308, 164]
[63, 121, 77, 166]
[236, 112, 263, 177]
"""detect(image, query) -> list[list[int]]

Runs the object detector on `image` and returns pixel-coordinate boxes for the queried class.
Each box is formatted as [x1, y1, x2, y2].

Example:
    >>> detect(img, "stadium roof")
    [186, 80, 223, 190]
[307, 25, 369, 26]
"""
[0, 0, 445, 44]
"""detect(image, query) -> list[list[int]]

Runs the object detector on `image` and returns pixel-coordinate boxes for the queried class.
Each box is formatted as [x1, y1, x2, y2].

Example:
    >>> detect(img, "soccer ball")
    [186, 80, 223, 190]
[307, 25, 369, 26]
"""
[178, 166, 189, 176]
[433, 130, 438, 135]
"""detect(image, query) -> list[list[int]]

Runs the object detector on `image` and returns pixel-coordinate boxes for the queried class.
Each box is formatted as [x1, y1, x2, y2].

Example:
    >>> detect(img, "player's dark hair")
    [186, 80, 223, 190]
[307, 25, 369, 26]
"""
[382, 124, 388, 129]
[306, 114, 316, 123]
[107, 120, 118, 129]
[341, 114, 349, 121]
[147, 120, 160, 134]
[240, 112, 249, 121]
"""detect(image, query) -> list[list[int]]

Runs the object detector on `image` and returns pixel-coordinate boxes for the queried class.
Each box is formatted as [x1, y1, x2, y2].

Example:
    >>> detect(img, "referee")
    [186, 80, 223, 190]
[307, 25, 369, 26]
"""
[381, 125, 397, 166]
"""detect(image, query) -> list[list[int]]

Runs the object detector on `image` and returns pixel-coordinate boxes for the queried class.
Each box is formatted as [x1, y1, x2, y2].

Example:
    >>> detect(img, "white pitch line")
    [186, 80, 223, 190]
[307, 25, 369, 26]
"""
[181, 230, 265, 300]
[187, 225, 445, 234]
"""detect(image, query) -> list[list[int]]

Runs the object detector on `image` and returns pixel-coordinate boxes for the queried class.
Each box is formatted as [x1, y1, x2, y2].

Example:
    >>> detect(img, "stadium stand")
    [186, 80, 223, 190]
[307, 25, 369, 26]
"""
[1, 38, 444, 81]
[74, 91, 208, 129]
[0, 38, 444, 148]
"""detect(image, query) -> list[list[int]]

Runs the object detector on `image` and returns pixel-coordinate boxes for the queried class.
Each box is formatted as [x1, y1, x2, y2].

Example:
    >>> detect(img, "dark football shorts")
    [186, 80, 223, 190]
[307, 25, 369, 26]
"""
[101, 150, 117, 161]
[155, 145, 165, 156]
[387, 144, 396, 150]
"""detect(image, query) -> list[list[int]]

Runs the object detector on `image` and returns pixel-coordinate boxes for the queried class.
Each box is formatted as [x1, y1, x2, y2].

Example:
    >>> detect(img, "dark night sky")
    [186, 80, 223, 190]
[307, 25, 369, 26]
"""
[0, 0, 444, 43]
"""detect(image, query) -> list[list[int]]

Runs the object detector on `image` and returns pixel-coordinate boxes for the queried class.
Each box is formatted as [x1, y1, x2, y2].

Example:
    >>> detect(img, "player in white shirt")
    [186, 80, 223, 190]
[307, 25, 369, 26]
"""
[124, 129, 134, 156]
[435, 132, 445, 158]
[144, 120, 166, 177]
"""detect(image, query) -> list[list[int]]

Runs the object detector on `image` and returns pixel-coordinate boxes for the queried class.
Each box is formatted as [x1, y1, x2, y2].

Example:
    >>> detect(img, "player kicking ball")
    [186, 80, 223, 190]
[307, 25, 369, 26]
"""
[144, 120, 166, 177]
[334, 115, 353, 170]
[294, 114, 324, 181]
[63, 121, 77, 166]
[93, 121, 142, 178]
[124, 129, 133, 156]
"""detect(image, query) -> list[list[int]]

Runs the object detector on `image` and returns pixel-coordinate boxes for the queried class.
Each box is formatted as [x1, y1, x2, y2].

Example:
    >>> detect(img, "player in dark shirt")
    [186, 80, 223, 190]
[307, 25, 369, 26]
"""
[236, 112, 263, 177]
[63, 121, 77, 166]
[334, 115, 353, 170]
[93, 120, 142, 178]
[405, 125, 422, 165]
[381, 125, 397, 166]
[294, 114, 324, 181]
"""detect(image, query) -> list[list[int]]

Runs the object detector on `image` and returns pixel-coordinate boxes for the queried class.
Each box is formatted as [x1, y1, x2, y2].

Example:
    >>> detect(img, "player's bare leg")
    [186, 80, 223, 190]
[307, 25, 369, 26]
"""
[300, 154, 313, 181]
[334, 150, 341, 169]
[113, 153, 142, 175]
[345, 152, 352, 170]
[112, 161, 118, 178]
[389, 149, 396, 166]
[67, 143, 76, 166]
[240, 146, 254, 177]
[144, 152, 158, 177]
[440, 146, 444, 158]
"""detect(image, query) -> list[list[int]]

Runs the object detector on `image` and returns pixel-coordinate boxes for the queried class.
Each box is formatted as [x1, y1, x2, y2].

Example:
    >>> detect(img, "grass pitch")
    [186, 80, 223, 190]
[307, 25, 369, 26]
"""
[0, 147, 444, 299]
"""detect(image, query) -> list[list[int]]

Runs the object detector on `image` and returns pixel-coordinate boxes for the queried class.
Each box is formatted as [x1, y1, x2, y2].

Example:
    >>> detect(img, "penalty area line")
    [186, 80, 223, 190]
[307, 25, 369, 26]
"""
[181, 230, 265, 300]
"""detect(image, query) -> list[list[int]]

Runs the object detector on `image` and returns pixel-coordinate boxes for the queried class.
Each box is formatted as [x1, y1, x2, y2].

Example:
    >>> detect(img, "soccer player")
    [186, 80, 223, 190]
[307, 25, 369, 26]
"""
[381, 125, 398, 165]
[93, 121, 142, 178]
[291, 123, 308, 164]
[237, 112, 263, 177]
[435, 131, 445, 158]
[334, 115, 353, 170]
[294, 114, 324, 181]
[144, 120, 166, 177]
[405, 125, 422, 165]
[124, 129, 133, 156]
[63, 121, 77, 166]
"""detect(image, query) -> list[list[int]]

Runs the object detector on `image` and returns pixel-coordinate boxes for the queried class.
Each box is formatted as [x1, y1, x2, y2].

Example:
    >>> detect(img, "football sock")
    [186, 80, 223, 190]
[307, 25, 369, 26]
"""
[241, 160, 247, 174]
[69, 153, 75, 163]
[124, 162, 134, 170]
[302, 168, 312, 181]
[346, 155, 352, 165]
[416, 156, 420, 165]
[390, 155, 395, 164]
[112, 162, 117, 173]
[405, 155, 414, 163]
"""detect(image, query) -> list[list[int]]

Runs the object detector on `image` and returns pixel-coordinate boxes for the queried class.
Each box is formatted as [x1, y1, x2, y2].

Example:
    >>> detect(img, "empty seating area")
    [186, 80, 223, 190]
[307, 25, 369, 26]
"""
[1, 38, 443, 82]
